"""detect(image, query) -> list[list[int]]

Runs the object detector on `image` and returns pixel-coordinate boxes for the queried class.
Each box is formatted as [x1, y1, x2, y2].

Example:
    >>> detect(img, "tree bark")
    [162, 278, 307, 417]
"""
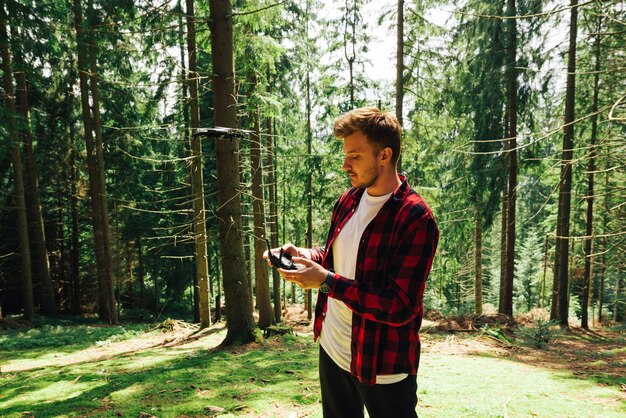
[177, 2, 200, 324]
[474, 207, 483, 315]
[185, 0, 211, 328]
[598, 160, 609, 323]
[344, 0, 357, 107]
[0, 6, 34, 320]
[581, 17, 601, 329]
[136, 237, 145, 319]
[502, 0, 517, 317]
[12, 40, 57, 314]
[499, 188, 507, 312]
[87, 2, 117, 324]
[540, 234, 548, 308]
[614, 266, 621, 322]
[72, 0, 111, 323]
[210, 0, 256, 345]
[267, 116, 281, 322]
[305, 65, 313, 321]
[395, 0, 404, 172]
[555, 0, 578, 328]
[249, 95, 273, 329]
[70, 112, 81, 315]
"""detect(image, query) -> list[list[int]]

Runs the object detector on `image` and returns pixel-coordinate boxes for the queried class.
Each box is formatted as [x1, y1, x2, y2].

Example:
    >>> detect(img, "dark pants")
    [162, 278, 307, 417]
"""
[319, 346, 418, 418]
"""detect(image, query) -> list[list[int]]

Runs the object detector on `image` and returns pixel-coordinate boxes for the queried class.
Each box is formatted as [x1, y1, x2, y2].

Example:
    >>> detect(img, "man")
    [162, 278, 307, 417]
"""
[265, 107, 439, 418]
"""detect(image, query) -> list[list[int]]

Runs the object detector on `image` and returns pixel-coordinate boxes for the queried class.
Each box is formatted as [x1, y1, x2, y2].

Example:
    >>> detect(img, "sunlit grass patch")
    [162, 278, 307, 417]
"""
[1, 323, 625, 418]
[419, 354, 626, 418]
[0, 320, 149, 363]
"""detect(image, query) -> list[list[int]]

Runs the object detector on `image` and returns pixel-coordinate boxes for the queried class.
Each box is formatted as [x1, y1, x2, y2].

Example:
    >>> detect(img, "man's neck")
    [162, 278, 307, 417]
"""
[366, 169, 401, 197]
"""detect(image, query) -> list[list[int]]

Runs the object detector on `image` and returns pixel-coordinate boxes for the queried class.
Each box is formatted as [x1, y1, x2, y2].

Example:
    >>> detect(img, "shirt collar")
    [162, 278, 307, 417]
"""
[392, 174, 411, 201]
[351, 174, 411, 205]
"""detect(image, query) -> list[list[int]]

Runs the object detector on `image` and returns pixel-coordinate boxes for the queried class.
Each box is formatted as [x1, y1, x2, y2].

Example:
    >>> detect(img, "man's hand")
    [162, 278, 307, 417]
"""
[263, 243, 312, 266]
[278, 257, 328, 290]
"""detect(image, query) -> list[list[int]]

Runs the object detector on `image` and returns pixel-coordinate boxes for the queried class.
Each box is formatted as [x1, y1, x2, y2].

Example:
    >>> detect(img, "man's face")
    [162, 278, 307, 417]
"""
[341, 130, 382, 189]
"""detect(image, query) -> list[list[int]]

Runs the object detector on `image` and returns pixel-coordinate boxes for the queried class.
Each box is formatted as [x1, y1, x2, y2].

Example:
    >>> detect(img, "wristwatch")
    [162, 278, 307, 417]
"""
[319, 271, 333, 294]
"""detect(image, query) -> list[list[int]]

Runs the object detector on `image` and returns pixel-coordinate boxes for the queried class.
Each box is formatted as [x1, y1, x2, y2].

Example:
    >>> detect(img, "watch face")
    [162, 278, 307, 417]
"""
[319, 283, 331, 294]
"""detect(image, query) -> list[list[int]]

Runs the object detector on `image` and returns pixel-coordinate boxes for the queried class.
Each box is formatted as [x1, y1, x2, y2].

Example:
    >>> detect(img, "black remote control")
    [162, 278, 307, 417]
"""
[265, 239, 298, 270]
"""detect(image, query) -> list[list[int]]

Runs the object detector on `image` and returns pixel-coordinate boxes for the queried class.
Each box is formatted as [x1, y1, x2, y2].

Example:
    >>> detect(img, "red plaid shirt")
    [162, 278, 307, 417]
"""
[311, 176, 439, 385]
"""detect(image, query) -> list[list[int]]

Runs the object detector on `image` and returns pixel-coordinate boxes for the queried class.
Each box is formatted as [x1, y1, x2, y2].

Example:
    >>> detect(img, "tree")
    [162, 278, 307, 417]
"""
[554, 0, 579, 328]
[249, 91, 273, 329]
[185, 0, 211, 328]
[266, 116, 281, 322]
[396, 0, 404, 172]
[209, 0, 256, 345]
[11, 26, 56, 314]
[0, 3, 34, 320]
[87, 1, 117, 324]
[580, 15, 602, 330]
[502, 0, 518, 317]
[72, 0, 116, 324]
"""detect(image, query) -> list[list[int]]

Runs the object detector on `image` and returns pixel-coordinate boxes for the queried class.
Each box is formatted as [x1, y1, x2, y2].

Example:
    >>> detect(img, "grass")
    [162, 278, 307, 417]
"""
[0, 316, 149, 363]
[419, 355, 624, 417]
[1, 320, 625, 417]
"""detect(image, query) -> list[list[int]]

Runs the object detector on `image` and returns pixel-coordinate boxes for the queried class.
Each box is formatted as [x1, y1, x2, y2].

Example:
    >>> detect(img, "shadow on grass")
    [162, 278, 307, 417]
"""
[468, 326, 626, 392]
[0, 334, 320, 417]
[0, 319, 150, 363]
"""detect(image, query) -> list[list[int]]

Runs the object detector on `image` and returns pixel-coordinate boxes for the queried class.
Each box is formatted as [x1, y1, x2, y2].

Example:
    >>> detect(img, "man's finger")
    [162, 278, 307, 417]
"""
[291, 256, 310, 266]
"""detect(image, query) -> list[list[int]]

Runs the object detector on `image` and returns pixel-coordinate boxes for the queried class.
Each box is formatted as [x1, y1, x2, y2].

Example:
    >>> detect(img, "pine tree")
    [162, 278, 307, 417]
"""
[0, 4, 34, 320]
[554, 0, 579, 329]
[210, 0, 256, 346]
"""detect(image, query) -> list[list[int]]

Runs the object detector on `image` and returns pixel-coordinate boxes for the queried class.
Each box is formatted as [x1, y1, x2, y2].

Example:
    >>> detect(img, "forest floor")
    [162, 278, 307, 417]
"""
[0, 306, 625, 417]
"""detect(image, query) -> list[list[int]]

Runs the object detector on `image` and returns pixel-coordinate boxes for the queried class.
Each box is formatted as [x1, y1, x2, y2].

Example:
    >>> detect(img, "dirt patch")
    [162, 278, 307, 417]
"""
[512, 327, 626, 387]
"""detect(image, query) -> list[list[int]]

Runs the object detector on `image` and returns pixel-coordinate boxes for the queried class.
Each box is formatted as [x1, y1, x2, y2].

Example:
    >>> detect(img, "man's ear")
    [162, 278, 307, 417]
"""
[380, 147, 393, 164]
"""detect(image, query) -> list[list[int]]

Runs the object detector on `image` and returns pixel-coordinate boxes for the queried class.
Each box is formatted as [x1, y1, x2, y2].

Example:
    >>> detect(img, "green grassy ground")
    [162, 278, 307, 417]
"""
[1, 320, 624, 418]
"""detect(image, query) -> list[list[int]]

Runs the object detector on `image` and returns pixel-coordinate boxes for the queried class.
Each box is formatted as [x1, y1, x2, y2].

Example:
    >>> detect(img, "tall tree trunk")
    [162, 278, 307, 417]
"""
[137, 237, 145, 320]
[499, 188, 507, 312]
[267, 116, 281, 322]
[305, 67, 313, 321]
[185, 0, 211, 328]
[344, 0, 357, 107]
[614, 266, 621, 322]
[555, 0, 578, 328]
[70, 117, 81, 315]
[474, 207, 483, 315]
[125, 241, 133, 310]
[502, 0, 517, 317]
[177, 2, 199, 324]
[214, 245, 222, 322]
[598, 162, 609, 323]
[395, 0, 404, 172]
[73, 0, 110, 323]
[540, 234, 548, 308]
[87, 2, 117, 324]
[209, 0, 256, 345]
[12, 37, 56, 314]
[581, 18, 601, 329]
[0, 6, 34, 320]
[249, 93, 273, 329]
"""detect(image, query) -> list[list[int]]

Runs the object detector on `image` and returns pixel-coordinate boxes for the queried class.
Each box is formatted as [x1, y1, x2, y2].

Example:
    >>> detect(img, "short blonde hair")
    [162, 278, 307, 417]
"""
[333, 106, 402, 164]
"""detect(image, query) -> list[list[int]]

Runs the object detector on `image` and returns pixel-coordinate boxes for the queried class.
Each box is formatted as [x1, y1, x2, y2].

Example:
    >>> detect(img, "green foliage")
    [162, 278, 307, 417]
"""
[0, 317, 147, 360]
[480, 324, 511, 344]
[0, 0, 624, 327]
[516, 319, 560, 349]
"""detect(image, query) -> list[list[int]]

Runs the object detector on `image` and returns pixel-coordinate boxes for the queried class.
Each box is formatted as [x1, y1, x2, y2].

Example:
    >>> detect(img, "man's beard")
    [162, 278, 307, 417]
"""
[350, 167, 379, 189]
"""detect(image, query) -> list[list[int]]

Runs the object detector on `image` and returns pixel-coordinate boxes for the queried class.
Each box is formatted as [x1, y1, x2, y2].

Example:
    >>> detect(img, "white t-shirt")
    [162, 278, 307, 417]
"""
[319, 189, 408, 384]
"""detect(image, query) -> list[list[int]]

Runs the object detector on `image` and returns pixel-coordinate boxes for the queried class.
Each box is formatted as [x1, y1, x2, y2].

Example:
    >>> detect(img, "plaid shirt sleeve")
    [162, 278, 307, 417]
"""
[327, 207, 438, 326]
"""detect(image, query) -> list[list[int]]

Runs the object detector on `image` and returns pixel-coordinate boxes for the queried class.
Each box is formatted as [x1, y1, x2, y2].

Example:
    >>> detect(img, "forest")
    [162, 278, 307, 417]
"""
[0, 0, 625, 344]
